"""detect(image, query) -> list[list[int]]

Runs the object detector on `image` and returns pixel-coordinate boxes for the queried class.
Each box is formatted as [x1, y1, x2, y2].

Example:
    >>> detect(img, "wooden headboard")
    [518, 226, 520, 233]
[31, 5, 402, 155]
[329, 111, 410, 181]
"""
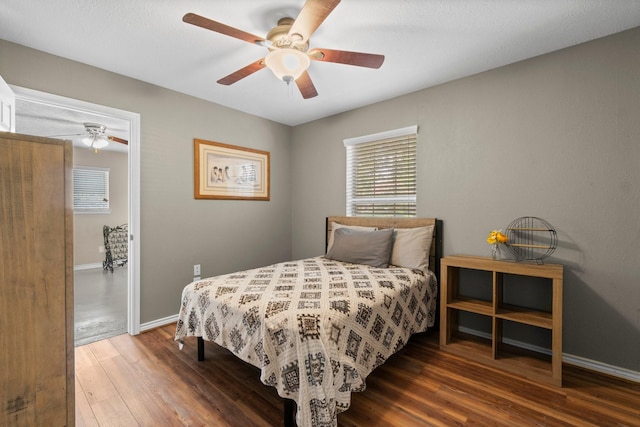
[326, 216, 443, 281]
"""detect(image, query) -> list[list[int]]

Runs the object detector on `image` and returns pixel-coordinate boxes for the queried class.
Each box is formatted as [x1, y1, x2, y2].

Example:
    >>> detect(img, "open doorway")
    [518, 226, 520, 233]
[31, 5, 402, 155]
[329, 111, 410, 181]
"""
[11, 86, 141, 342]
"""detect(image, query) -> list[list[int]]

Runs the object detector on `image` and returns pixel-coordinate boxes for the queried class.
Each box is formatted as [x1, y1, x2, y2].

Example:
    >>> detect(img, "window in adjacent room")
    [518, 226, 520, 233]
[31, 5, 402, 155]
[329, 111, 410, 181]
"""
[72, 166, 111, 214]
[344, 125, 417, 217]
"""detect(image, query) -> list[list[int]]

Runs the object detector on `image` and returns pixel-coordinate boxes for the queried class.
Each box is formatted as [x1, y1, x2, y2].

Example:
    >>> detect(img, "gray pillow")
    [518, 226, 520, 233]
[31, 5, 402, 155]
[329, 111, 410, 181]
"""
[325, 227, 394, 268]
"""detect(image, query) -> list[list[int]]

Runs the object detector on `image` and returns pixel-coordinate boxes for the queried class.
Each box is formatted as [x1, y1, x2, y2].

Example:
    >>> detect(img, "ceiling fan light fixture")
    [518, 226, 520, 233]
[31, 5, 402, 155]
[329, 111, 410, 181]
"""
[265, 48, 310, 83]
[81, 135, 95, 147]
[92, 136, 109, 149]
[81, 123, 110, 150]
[82, 134, 108, 149]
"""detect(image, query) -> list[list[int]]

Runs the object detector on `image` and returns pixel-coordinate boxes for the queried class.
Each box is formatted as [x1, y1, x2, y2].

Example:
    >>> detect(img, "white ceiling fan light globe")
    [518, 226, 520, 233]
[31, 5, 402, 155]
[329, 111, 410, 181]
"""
[265, 48, 310, 83]
[82, 134, 108, 150]
[82, 135, 94, 147]
[92, 137, 109, 149]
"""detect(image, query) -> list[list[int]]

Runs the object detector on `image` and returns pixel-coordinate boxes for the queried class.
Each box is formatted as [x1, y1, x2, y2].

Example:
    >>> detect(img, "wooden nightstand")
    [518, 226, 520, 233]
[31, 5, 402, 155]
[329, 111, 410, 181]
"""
[440, 255, 563, 386]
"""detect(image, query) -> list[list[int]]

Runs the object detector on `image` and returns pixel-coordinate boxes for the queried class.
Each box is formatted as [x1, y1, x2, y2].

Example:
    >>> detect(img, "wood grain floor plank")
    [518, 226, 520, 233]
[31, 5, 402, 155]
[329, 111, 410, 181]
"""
[232, 390, 284, 427]
[74, 377, 99, 427]
[563, 366, 640, 413]
[565, 394, 640, 426]
[89, 394, 138, 427]
[109, 331, 154, 365]
[418, 360, 594, 426]
[75, 324, 640, 427]
[138, 328, 282, 426]
[87, 337, 121, 362]
[100, 355, 184, 427]
[75, 345, 119, 406]
[136, 355, 232, 426]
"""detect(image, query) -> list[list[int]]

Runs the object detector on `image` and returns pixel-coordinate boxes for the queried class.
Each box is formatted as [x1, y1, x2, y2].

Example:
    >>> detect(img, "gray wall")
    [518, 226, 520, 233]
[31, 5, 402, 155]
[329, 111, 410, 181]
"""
[291, 27, 640, 372]
[0, 39, 293, 324]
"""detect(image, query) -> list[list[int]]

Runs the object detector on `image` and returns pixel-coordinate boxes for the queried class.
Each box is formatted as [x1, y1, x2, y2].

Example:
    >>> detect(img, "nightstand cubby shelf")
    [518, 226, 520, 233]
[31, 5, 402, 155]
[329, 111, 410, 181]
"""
[440, 255, 563, 386]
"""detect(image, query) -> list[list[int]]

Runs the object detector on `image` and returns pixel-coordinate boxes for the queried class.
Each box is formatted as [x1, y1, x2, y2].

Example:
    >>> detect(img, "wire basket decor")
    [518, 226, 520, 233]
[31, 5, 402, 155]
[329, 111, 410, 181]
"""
[505, 217, 557, 263]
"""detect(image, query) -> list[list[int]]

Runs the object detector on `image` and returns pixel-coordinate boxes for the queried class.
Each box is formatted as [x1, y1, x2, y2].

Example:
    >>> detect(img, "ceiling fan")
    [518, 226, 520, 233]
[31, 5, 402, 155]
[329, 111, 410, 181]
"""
[52, 122, 128, 152]
[183, 0, 385, 99]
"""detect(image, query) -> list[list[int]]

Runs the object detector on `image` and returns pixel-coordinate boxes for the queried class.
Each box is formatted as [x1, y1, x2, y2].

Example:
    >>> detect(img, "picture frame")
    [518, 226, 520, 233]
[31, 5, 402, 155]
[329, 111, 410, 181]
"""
[194, 139, 270, 200]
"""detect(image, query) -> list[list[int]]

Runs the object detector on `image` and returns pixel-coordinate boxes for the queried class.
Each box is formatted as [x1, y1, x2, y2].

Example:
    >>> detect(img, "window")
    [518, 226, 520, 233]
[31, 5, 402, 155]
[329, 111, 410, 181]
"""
[72, 167, 110, 213]
[344, 126, 417, 217]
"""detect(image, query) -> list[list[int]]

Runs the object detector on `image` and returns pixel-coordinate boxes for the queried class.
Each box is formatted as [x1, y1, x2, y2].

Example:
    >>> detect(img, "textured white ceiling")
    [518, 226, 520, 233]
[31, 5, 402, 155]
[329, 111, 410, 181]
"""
[2, 0, 640, 127]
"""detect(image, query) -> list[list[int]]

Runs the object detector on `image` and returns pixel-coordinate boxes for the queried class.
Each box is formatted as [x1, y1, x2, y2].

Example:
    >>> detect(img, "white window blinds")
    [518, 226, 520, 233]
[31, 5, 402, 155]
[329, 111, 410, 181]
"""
[72, 167, 110, 213]
[344, 126, 417, 217]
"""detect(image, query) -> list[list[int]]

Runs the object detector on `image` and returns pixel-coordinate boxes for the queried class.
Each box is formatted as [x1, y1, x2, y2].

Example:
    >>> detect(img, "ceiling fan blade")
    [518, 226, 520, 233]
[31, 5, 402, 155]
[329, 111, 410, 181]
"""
[21, 114, 82, 125]
[108, 135, 128, 145]
[295, 71, 318, 99]
[48, 132, 83, 138]
[217, 58, 267, 85]
[309, 48, 385, 69]
[183, 13, 265, 45]
[288, 0, 341, 44]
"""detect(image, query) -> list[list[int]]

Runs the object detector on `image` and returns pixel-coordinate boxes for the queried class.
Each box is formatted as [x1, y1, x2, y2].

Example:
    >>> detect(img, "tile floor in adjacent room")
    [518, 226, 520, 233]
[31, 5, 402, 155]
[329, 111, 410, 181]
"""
[74, 266, 127, 346]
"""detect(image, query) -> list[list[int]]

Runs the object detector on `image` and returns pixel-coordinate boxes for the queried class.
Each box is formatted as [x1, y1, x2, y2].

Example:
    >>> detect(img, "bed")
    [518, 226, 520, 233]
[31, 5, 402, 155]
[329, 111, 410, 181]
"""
[175, 216, 442, 427]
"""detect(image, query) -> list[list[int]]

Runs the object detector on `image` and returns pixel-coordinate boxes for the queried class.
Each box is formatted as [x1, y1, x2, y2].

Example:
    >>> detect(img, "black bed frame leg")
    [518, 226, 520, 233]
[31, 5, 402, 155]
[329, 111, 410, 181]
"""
[284, 399, 296, 427]
[197, 336, 205, 361]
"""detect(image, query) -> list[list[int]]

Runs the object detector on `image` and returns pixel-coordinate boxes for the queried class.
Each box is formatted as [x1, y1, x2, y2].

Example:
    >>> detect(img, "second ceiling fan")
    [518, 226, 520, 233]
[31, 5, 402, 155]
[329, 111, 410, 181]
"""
[51, 122, 128, 152]
[183, 0, 384, 99]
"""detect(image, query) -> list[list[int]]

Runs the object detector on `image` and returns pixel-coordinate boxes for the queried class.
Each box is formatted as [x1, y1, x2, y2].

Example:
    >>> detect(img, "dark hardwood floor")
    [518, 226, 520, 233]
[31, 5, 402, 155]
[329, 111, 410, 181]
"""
[75, 324, 640, 426]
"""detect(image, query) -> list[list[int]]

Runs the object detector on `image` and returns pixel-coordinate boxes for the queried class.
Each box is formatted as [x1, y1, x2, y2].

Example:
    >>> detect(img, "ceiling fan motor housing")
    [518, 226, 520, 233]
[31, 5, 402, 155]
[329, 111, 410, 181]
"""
[266, 17, 308, 52]
[84, 122, 107, 136]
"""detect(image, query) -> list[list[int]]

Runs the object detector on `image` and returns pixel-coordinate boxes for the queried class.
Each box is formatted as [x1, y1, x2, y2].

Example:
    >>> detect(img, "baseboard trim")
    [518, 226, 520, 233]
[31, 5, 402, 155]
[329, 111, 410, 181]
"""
[140, 314, 179, 333]
[563, 354, 640, 383]
[74, 263, 103, 271]
[458, 326, 640, 383]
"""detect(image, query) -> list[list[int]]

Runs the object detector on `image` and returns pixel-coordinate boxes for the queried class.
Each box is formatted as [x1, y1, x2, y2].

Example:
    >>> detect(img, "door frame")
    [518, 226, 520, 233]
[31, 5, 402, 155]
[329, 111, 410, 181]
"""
[12, 85, 141, 335]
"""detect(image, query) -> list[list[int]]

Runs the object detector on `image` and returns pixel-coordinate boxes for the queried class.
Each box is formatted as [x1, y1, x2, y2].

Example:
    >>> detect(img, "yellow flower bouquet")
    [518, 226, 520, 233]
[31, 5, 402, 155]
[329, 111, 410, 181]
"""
[487, 230, 508, 259]
[487, 230, 508, 245]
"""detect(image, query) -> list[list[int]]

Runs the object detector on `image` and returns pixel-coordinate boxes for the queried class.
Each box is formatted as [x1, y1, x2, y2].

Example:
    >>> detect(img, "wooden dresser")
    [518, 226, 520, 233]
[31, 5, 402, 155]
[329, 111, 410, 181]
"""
[0, 132, 74, 425]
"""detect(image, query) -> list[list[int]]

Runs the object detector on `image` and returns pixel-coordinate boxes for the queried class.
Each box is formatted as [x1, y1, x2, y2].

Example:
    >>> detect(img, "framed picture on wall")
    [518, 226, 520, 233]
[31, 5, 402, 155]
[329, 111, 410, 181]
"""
[194, 139, 270, 200]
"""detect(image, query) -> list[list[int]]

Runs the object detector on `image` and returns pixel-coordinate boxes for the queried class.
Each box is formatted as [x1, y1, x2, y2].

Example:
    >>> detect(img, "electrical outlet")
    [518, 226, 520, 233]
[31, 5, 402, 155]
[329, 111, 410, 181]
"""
[193, 264, 201, 276]
[98, 245, 105, 253]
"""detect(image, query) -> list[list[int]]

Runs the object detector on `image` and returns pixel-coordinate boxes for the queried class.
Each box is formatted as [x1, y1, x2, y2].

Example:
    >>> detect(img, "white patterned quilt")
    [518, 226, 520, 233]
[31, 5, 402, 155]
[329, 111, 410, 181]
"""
[175, 256, 437, 427]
